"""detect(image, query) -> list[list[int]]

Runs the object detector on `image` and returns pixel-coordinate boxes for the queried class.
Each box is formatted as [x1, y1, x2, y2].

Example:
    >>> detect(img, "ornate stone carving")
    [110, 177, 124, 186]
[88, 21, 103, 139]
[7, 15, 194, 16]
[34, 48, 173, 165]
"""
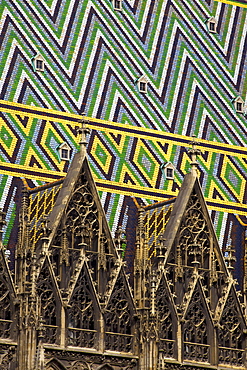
[53, 171, 99, 252]
[37, 263, 58, 344]
[156, 278, 175, 359]
[0, 276, 12, 339]
[178, 190, 210, 269]
[218, 293, 244, 366]
[69, 361, 90, 370]
[0, 346, 16, 370]
[105, 275, 133, 353]
[183, 286, 209, 363]
[68, 266, 96, 348]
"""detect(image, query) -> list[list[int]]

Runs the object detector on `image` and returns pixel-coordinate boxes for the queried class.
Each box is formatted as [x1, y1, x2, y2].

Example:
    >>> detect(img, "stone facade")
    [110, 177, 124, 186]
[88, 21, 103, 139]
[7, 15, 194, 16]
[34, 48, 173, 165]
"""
[1, 1, 247, 283]
[0, 130, 246, 369]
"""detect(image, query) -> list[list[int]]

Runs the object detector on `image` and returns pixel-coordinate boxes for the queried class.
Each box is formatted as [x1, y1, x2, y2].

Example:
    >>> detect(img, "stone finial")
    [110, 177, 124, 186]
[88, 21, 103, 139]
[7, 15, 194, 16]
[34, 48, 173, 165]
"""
[41, 215, 51, 238]
[187, 135, 202, 173]
[114, 226, 126, 260]
[156, 236, 167, 270]
[156, 236, 167, 257]
[224, 245, 236, 273]
[77, 112, 91, 149]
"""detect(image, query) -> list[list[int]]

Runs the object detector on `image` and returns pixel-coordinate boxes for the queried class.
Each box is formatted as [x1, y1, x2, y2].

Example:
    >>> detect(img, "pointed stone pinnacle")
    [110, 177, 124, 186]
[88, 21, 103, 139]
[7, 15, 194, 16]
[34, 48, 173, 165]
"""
[187, 135, 202, 172]
[77, 112, 91, 149]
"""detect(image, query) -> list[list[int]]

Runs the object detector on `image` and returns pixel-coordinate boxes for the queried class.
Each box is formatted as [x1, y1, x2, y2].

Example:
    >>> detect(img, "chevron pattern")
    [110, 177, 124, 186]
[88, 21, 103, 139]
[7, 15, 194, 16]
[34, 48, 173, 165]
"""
[0, 0, 247, 252]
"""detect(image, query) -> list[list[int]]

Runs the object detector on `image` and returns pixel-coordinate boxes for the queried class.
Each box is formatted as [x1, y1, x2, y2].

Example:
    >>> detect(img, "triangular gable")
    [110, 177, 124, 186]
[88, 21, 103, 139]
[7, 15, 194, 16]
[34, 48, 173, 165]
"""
[104, 264, 136, 310]
[45, 358, 66, 370]
[163, 171, 227, 274]
[67, 259, 101, 310]
[216, 284, 246, 341]
[182, 278, 214, 363]
[32, 53, 45, 62]
[67, 261, 100, 349]
[163, 171, 197, 256]
[207, 16, 216, 22]
[216, 285, 246, 366]
[38, 149, 121, 294]
[104, 270, 136, 353]
[233, 96, 244, 104]
[47, 150, 87, 241]
[136, 75, 149, 84]
[182, 278, 213, 330]
[47, 153, 117, 258]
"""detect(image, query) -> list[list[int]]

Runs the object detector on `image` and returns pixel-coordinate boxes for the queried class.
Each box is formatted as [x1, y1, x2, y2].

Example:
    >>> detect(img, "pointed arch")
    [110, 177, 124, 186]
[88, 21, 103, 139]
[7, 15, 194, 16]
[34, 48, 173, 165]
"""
[218, 287, 246, 367]
[37, 258, 61, 344]
[67, 263, 99, 349]
[104, 271, 135, 353]
[156, 274, 177, 359]
[97, 365, 114, 370]
[70, 361, 90, 369]
[52, 161, 99, 252]
[178, 188, 211, 269]
[45, 358, 66, 370]
[183, 281, 212, 363]
[48, 155, 117, 291]
[163, 175, 227, 276]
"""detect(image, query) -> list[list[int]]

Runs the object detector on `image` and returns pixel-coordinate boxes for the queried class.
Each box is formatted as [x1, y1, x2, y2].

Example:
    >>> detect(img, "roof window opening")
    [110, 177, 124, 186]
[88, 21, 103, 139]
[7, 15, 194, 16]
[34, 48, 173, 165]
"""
[61, 148, 69, 160]
[57, 142, 71, 161]
[233, 96, 244, 113]
[140, 82, 147, 93]
[36, 59, 44, 71]
[113, 0, 122, 10]
[206, 17, 217, 34]
[166, 167, 174, 180]
[32, 53, 45, 72]
[237, 102, 243, 112]
[137, 76, 148, 94]
[209, 22, 216, 32]
[160, 162, 175, 181]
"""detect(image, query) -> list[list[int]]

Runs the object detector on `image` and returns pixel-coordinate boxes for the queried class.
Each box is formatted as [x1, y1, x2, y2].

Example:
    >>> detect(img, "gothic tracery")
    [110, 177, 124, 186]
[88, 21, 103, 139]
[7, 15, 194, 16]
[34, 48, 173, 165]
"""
[68, 266, 96, 348]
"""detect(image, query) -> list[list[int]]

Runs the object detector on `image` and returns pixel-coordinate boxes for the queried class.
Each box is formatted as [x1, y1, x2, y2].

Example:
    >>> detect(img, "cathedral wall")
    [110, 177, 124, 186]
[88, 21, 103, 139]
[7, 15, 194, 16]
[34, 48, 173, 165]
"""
[1, 0, 247, 282]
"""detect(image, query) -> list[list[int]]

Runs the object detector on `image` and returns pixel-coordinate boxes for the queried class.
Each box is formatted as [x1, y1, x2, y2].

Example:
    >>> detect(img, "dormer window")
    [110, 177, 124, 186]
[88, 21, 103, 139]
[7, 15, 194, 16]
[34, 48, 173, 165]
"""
[113, 0, 122, 10]
[32, 53, 45, 72]
[137, 76, 148, 94]
[160, 162, 175, 180]
[57, 142, 71, 161]
[206, 17, 217, 34]
[233, 96, 244, 113]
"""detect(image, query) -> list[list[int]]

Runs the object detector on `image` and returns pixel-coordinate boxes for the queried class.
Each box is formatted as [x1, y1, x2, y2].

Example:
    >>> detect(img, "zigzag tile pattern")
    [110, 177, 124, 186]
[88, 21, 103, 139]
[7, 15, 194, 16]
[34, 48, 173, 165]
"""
[0, 101, 247, 253]
[0, 0, 247, 252]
